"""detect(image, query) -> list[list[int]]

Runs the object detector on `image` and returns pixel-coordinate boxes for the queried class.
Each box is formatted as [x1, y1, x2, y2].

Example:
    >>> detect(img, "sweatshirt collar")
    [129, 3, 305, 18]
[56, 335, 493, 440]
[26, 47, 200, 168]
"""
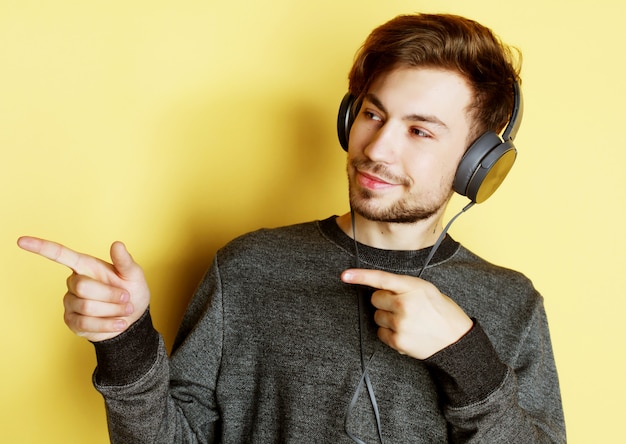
[318, 215, 460, 273]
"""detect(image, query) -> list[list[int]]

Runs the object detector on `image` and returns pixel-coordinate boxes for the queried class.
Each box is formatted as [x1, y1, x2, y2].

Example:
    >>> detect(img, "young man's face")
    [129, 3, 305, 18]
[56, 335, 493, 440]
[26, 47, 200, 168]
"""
[347, 67, 473, 224]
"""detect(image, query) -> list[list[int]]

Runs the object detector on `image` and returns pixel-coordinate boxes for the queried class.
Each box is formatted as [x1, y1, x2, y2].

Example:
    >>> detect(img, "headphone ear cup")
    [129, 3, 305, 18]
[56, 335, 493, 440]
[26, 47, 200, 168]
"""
[337, 93, 357, 151]
[453, 132, 517, 203]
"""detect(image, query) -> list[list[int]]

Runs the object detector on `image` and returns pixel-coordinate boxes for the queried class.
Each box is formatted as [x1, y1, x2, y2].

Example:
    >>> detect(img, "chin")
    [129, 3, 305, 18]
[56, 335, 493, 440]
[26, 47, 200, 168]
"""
[348, 176, 452, 224]
[350, 196, 442, 224]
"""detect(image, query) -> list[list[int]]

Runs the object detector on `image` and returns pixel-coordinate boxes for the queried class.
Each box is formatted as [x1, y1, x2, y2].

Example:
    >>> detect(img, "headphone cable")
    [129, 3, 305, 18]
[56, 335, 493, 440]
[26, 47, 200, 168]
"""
[418, 201, 474, 278]
[346, 209, 385, 444]
[345, 201, 474, 443]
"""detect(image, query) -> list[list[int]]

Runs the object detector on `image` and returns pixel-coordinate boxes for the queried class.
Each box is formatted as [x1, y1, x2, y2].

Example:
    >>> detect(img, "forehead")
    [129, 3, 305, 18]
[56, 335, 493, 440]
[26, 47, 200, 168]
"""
[366, 67, 473, 131]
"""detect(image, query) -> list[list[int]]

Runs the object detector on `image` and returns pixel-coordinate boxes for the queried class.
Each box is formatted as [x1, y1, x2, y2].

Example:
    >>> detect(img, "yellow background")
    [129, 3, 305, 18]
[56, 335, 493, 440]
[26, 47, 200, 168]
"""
[1, 0, 623, 442]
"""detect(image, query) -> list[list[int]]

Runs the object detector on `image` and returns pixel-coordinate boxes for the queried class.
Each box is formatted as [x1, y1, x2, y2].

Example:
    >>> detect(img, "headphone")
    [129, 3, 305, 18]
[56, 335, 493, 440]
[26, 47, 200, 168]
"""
[337, 82, 523, 203]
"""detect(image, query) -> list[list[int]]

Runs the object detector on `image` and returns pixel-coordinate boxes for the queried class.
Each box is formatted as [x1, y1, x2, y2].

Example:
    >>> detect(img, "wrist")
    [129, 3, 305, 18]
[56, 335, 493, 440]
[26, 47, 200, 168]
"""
[92, 308, 159, 387]
[423, 320, 508, 406]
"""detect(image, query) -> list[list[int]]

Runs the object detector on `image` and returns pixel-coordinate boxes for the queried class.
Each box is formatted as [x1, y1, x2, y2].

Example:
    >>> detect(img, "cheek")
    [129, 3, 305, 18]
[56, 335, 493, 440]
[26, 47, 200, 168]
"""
[406, 156, 457, 191]
[347, 126, 366, 154]
[438, 161, 460, 189]
[348, 116, 381, 151]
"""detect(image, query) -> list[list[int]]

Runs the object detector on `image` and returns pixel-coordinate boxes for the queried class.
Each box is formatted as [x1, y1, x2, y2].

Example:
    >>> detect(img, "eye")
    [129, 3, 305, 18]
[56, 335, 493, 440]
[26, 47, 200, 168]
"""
[363, 110, 382, 122]
[411, 127, 431, 138]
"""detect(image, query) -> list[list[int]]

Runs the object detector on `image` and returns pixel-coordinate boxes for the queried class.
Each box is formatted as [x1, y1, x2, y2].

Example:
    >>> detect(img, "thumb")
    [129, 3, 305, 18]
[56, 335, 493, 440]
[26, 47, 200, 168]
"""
[109, 241, 141, 279]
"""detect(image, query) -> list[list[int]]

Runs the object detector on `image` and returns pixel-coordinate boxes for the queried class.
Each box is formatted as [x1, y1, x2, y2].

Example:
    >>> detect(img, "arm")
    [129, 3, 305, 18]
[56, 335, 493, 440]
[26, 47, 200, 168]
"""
[92, 298, 223, 443]
[17, 236, 222, 443]
[424, 311, 565, 443]
[341, 268, 566, 443]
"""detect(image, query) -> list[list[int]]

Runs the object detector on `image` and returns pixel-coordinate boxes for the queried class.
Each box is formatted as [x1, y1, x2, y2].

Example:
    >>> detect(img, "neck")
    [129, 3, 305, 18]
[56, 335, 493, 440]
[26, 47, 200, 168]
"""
[336, 208, 447, 251]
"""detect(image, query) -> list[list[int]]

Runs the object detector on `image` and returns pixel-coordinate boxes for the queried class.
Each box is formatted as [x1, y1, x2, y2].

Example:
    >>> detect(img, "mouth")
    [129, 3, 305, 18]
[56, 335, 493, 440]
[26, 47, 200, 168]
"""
[356, 170, 399, 190]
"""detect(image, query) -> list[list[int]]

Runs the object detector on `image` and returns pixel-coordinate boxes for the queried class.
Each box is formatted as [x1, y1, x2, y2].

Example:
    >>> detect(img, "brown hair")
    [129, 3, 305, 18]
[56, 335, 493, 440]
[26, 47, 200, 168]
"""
[348, 13, 521, 142]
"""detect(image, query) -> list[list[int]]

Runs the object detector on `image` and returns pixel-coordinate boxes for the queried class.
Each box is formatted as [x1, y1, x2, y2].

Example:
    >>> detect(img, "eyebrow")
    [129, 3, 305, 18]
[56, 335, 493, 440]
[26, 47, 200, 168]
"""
[364, 93, 449, 130]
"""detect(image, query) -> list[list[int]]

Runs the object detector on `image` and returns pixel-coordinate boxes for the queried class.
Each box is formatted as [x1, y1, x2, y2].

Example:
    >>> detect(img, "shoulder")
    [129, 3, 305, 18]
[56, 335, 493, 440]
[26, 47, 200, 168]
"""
[451, 245, 535, 290]
[222, 220, 321, 251]
[433, 242, 543, 325]
[431, 244, 535, 292]
[214, 219, 333, 269]
[442, 244, 554, 365]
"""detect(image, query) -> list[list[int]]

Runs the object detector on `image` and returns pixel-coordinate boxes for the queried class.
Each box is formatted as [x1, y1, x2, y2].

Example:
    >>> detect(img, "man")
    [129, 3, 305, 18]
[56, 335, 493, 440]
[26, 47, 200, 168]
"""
[18, 13, 565, 443]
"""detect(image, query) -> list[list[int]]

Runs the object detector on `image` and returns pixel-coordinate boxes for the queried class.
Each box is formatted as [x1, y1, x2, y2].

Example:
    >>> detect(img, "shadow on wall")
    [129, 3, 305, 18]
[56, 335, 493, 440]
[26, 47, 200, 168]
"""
[142, 90, 344, 351]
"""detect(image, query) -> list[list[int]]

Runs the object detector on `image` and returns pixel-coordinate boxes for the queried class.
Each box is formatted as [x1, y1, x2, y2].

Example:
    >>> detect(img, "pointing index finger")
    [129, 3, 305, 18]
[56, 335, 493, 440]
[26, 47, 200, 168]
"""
[18, 236, 87, 274]
[341, 268, 415, 294]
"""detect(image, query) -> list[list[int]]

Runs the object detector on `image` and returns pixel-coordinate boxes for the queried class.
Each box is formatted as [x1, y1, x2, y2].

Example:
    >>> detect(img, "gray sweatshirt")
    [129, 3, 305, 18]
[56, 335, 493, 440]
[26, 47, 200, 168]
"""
[93, 217, 566, 443]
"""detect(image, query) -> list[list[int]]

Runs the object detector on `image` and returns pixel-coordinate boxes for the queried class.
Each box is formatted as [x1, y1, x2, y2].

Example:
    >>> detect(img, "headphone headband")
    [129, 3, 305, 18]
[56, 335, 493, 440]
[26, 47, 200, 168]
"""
[502, 82, 523, 142]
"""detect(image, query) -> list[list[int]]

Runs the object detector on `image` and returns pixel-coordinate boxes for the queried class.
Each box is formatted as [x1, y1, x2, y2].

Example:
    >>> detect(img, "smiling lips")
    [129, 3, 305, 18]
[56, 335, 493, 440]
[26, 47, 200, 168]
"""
[356, 170, 399, 190]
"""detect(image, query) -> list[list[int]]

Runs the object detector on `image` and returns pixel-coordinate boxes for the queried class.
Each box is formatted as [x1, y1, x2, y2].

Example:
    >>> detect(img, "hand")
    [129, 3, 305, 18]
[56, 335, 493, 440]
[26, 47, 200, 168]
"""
[341, 268, 473, 360]
[17, 236, 150, 342]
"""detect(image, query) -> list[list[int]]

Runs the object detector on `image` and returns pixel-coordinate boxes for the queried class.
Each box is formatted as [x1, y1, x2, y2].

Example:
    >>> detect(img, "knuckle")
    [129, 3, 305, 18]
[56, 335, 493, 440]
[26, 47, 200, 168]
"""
[62, 311, 72, 328]
[62, 291, 71, 306]
[64, 312, 87, 334]
[390, 296, 407, 313]
[76, 298, 97, 315]
[387, 333, 408, 353]
[73, 277, 90, 296]
[390, 316, 406, 332]
[387, 335, 401, 350]
[74, 315, 92, 333]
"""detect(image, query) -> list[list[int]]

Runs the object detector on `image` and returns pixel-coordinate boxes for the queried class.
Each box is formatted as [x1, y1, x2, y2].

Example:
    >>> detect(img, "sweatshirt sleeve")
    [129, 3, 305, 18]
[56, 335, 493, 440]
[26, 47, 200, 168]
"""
[423, 305, 566, 443]
[92, 309, 160, 386]
[91, 258, 225, 444]
[91, 309, 174, 443]
[424, 320, 508, 407]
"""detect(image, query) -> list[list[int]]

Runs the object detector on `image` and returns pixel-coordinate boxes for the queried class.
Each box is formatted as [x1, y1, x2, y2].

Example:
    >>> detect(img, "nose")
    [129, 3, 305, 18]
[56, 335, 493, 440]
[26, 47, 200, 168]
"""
[360, 121, 400, 164]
